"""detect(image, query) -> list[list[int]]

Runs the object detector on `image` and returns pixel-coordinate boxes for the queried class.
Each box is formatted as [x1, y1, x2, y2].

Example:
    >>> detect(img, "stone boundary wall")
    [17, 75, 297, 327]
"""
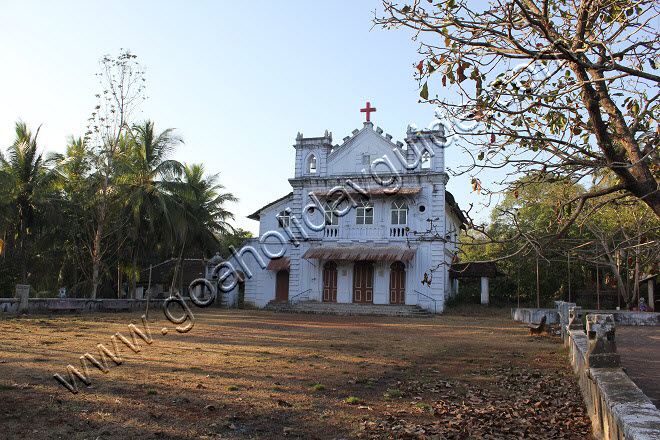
[565, 324, 660, 439]
[612, 313, 660, 326]
[0, 298, 168, 315]
[557, 303, 660, 439]
[510, 307, 560, 324]
[512, 306, 660, 327]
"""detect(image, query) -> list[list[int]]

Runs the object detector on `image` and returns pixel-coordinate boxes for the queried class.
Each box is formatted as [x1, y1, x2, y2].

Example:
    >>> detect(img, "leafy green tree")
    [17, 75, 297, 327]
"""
[0, 121, 59, 283]
[218, 228, 253, 259]
[51, 136, 99, 296]
[85, 50, 146, 299]
[376, 0, 660, 241]
[117, 120, 183, 297]
[0, 51, 238, 299]
[461, 175, 658, 308]
[584, 194, 659, 308]
[460, 177, 586, 306]
[166, 163, 237, 295]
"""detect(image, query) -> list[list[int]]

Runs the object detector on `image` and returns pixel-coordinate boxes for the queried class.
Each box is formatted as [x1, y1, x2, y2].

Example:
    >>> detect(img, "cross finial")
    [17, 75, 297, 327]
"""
[360, 101, 377, 122]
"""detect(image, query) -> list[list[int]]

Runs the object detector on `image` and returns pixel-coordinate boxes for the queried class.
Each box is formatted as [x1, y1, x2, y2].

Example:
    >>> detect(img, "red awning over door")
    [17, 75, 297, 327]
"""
[302, 246, 416, 261]
[266, 257, 290, 271]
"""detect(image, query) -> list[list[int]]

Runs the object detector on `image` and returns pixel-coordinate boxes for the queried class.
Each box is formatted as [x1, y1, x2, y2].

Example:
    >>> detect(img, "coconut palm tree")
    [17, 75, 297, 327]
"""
[166, 163, 237, 295]
[179, 163, 236, 245]
[117, 120, 183, 297]
[0, 121, 59, 283]
[49, 136, 97, 295]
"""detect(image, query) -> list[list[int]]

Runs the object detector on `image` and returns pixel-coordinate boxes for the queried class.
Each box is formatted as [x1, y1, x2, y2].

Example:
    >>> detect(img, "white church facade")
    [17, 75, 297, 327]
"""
[209, 108, 466, 313]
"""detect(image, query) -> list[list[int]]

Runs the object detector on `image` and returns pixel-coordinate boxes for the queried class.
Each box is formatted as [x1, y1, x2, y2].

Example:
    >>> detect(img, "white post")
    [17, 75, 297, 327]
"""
[480, 277, 489, 305]
[16, 284, 30, 313]
[145, 265, 152, 320]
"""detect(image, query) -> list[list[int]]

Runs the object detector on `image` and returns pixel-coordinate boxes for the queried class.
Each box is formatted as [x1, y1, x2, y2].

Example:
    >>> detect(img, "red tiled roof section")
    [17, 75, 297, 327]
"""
[266, 257, 290, 271]
[302, 245, 416, 261]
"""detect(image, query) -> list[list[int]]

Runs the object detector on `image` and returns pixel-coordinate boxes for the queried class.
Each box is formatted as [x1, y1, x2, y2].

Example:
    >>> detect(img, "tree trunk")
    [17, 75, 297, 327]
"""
[19, 236, 27, 284]
[130, 250, 138, 299]
[56, 259, 66, 288]
[597, 235, 631, 307]
[90, 198, 106, 300]
[72, 262, 78, 297]
[18, 207, 27, 283]
[170, 244, 185, 298]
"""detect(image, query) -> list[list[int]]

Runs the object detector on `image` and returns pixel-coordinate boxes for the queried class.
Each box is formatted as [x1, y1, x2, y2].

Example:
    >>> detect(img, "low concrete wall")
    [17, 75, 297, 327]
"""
[0, 298, 169, 315]
[565, 321, 660, 439]
[611, 312, 660, 326]
[0, 298, 19, 314]
[510, 307, 560, 324]
[513, 303, 660, 327]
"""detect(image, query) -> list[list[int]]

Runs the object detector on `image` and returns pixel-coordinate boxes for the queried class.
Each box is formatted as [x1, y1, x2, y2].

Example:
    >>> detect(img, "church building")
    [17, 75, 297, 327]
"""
[210, 104, 466, 313]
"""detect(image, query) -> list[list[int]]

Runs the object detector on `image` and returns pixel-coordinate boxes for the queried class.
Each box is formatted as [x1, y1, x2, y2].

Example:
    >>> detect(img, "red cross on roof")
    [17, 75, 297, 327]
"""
[360, 102, 377, 122]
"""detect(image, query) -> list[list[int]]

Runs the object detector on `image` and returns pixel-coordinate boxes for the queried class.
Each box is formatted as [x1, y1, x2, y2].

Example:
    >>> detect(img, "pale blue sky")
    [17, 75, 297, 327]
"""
[0, 1, 493, 233]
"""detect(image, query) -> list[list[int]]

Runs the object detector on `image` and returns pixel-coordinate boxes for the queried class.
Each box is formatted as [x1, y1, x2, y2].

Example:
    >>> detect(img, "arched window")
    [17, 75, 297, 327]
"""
[308, 154, 317, 173]
[277, 210, 290, 228]
[391, 199, 408, 225]
[421, 151, 431, 169]
[356, 200, 374, 225]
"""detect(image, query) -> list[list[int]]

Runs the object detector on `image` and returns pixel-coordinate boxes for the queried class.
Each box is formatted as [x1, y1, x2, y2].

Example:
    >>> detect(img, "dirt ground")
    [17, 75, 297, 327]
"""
[0, 307, 592, 439]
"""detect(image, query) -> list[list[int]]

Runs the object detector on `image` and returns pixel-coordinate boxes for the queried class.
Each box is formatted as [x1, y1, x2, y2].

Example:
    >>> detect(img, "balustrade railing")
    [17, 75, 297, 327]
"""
[389, 227, 408, 237]
[318, 224, 410, 240]
[324, 226, 338, 237]
[346, 225, 383, 239]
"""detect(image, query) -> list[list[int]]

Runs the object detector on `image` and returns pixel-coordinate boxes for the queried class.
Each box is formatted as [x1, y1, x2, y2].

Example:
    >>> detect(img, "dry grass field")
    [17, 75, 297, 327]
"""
[0, 307, 591, 439]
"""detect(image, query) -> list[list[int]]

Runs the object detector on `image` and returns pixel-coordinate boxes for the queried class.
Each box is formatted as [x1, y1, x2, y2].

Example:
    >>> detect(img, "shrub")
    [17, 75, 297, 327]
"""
[386, 389, 402, 398]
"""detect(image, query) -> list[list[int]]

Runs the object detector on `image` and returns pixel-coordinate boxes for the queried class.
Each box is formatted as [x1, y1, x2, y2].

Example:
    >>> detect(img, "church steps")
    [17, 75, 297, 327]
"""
[264, 301, 432, 317]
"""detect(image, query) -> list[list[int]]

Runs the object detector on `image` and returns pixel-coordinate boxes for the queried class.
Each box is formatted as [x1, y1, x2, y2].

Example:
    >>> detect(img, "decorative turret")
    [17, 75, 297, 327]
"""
[404, 123, 446, 173]
[293, 130, 333, 178]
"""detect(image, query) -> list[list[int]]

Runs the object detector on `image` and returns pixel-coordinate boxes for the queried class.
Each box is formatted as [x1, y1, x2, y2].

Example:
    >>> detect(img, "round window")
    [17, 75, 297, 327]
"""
[419, 205, 426, 213]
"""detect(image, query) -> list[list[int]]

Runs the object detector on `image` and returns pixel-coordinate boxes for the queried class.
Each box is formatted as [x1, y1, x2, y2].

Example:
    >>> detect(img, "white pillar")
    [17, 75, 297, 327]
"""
[480, 277, 489, 305]
[649, 279, 655, 311]
[16, 284, 30, 312]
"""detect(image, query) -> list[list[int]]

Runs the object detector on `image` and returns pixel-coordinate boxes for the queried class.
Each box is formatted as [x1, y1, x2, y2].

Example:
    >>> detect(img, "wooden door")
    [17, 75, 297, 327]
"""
[389, 261, 406, 304]
[275, 270, 289, 302]
[323, 261, 338, 302]
[352, 262, 374, 303]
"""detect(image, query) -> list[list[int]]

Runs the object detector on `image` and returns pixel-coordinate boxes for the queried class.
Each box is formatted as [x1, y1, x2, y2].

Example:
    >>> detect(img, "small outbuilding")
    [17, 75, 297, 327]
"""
[449, 262, 505, 305]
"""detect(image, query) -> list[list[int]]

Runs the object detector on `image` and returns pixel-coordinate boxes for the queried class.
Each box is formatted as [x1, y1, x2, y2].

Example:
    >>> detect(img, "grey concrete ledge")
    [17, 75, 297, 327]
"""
[589, 368, 660, 440]
[611, 312, 660, 326]
[511, 307, 560, 324]
[565, 327, 660, 439]
[0, 298, 169, 315]
[513, 306, 660, 327]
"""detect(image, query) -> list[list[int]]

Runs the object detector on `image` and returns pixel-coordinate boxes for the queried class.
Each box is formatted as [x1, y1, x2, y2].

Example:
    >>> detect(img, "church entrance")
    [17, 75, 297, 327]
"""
[322, 261, 338, 302]
[389, 261, 406, 304]
[275, 270, 289, 302]
[352, 262, 374, 304]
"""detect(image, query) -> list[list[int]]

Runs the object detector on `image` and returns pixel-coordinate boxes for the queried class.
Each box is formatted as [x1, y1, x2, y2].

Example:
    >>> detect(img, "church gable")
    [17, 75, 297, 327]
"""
[327, 125, 405, 175]
[247, 193, 293, 221]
